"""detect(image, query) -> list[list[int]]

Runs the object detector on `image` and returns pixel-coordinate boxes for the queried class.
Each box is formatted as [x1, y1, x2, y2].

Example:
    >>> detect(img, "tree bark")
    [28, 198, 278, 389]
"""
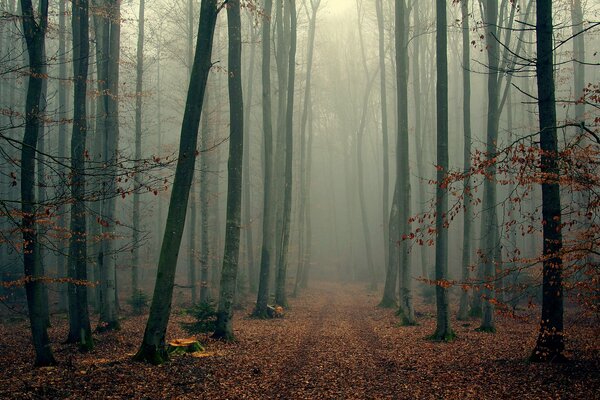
[95, 0, 121, 331]
[213, 0, 244, 341]
[275, 0, 297, 309]
[457, 0, 472, 321]
[294, 0, 320, 295]
[395, 0, 414, 325]
[56, 0, 69, 313]
[19, 0, 56, 366]
[132, 0, 145, 301]
[375, 0, 390, 292]
[68, 0, 93, 350]
[432, 0, 454, 341]
[254, 0, 275, 318]
[134, 0, 219, 364]
[530, 0, 565, 363]
[478, 0, 501, 333]
[242, 23, 258, 294]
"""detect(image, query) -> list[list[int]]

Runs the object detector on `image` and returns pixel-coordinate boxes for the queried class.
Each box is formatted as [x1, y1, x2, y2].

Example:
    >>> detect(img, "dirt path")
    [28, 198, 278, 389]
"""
[0, 281, 598, 399]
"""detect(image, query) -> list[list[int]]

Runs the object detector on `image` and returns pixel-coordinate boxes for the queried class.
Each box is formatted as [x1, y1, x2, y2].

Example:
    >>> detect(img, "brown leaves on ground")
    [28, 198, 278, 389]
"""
[0, 282, 598, 399]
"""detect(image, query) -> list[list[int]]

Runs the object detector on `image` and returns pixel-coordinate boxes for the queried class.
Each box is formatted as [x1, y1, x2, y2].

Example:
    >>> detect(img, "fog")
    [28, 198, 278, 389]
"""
[0, 0, 599, 369]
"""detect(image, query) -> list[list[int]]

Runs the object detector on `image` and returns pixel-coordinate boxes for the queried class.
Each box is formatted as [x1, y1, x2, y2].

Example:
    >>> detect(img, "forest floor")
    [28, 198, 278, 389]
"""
[0, 281, 598, 399]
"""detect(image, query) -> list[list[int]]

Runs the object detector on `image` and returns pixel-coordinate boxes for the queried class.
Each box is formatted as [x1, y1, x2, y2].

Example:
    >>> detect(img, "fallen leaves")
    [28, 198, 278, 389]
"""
[0, 282, 598, 399]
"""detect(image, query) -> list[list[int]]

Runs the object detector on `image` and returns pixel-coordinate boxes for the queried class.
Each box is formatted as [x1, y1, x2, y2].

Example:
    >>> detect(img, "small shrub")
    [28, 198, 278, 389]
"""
[181, 301, 218, 335]
[128, 289, 149, 315]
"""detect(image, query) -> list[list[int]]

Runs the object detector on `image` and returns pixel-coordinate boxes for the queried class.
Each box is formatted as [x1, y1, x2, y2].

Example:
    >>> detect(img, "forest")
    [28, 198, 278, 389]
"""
[0, 0, 599, 398]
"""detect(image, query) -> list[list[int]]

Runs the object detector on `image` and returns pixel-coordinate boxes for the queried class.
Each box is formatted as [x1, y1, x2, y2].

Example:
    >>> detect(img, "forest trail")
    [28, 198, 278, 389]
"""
[0, 281, 598, 399]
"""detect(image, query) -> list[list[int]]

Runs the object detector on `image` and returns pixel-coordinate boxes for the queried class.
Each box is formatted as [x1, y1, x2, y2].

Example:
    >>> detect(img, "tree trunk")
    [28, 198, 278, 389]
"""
[355, 0, 377, 291]
[432, 0, 454, 341]
[68, 0, 93, 350]
[134, 0, 219, 364]
[254, 0, 275, 318]
[294, 0, 320, 296]
[132, 0, 145, 301]
[275, 0, 297, 308]
[478, 0, 500, 333]
[199, 90, 211, 303]
[56, 0, 69, 313]
[185, 0, 197, 306]
[213, 0, 244, 341]
[375, 0, 390, 288]
[396, 0, 414, 325]
[242, 23, 258, 294]
[457, 0, 472, 321]
[19, 0, 56, 366]
[380, 187, 399, 307]
[530, 0, 565, 363]
[95, 0, 121, 331]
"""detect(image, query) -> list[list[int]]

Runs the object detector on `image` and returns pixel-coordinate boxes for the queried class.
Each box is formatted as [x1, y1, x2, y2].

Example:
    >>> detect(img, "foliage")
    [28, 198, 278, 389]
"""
[128, 289, 149, 315]
[181, 301, 218, 335]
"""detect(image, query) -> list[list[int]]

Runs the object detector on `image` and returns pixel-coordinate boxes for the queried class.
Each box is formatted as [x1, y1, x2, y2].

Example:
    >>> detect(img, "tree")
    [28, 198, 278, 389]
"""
[213, 0, 244, 341]
[375, 0, 391, 306]
[68, 0, 93, 351]
[529, 0, 565, 363]
[432, 0, 454, 341]
[94, 0, 121, 331]
[274, 0, 297, 308]
[355, 0, 377, 292]
[56, 0, 69, 313]
[254, 0, 275, 318]
[476, 0, 501, 332]
[132, 0, 146, 302]
[294, 0, 321, 295]
[134, 0, 219, 364]
[395, 0, 415, 325]
[19, 0, 55, 366]
[456, 0, 472, 321]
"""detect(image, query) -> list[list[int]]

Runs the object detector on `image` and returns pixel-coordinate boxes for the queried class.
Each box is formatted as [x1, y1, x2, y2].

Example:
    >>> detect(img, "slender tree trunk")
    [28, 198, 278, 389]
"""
[213, 0, 244, 340]
[356, 73, 378, 290]
[95, 0, 121, 331]
[355, 0, 377, 290]
[381, 186, 399, 307]
[294, 0, 320, 296]
[188, 191, 198, 305]
[19, 0, 55, 366]
[56, 0, 69, 313]
[185, 0, 197, 306]
[396, 0, 414, 325]
[478, 0, 500, 333]
[131, 0, 145, 301]
[375, 0, 390, 288]
[457, 0, 472, 321]
[68, 0, 93, 350]
[134, 0, 219, 364]
[275, 0, 297, 308]
[199, 90, 211, 303]
[300, 106, 314, 288]
[432, 0, 454, 341]
[242, 24, 258, 294]
[412, 0, 428, 280]
[254, 0, 275, 317]
[530, 0, 565, 363]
